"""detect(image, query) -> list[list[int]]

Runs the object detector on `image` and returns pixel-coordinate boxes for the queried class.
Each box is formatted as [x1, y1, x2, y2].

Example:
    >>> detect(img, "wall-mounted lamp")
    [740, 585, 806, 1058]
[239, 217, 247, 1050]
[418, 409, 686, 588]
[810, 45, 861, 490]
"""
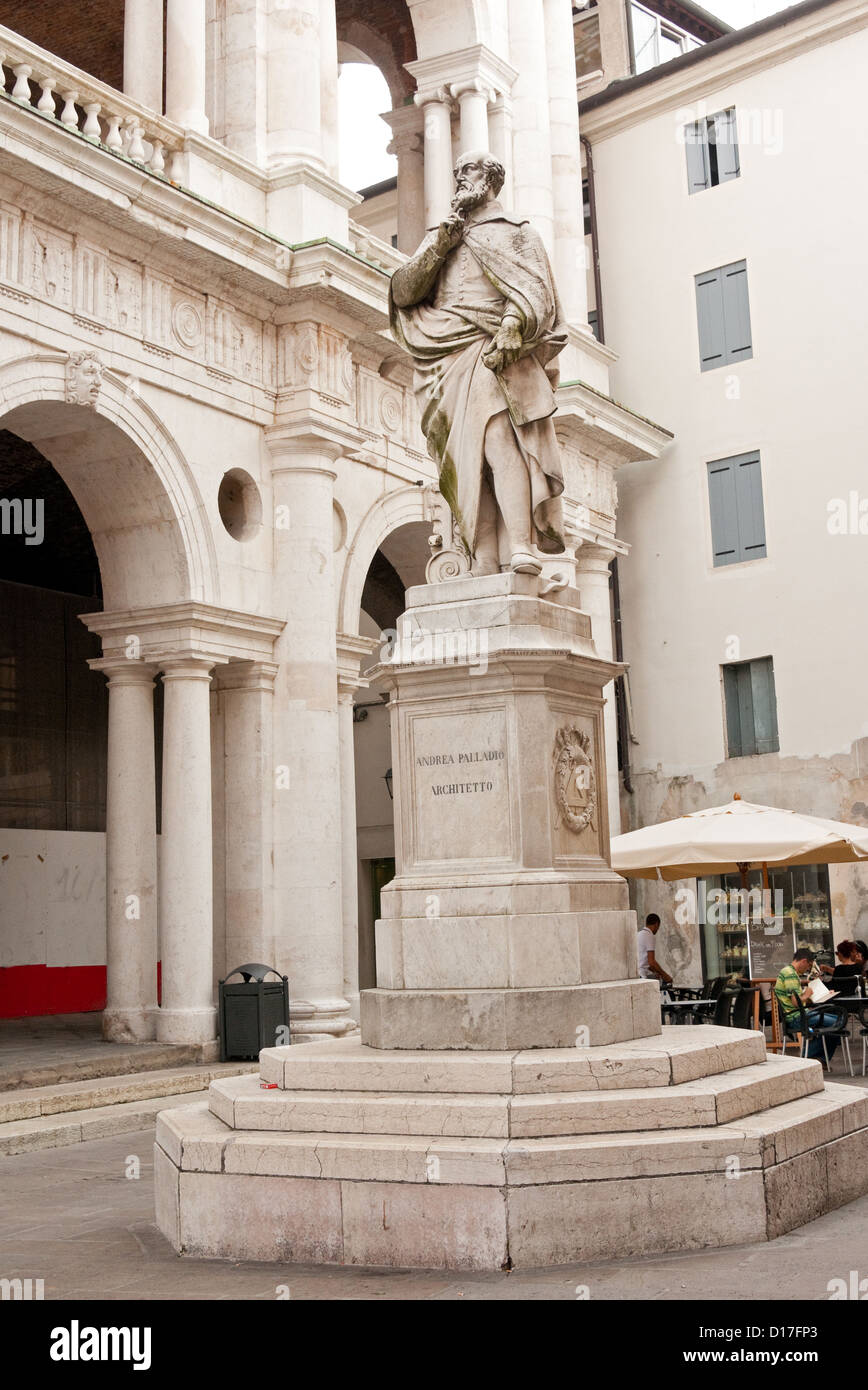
[384, 767, 393, 800]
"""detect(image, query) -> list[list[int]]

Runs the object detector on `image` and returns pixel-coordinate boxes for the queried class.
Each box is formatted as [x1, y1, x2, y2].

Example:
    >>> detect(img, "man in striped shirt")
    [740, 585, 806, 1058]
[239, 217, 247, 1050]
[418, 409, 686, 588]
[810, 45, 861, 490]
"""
[775, 949, 840, 1061]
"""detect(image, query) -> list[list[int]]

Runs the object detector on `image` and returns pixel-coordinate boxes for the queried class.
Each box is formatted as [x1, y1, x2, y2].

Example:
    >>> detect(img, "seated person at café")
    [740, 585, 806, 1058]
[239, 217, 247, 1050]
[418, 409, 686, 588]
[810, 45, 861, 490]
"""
[637, 913, 673, 986]
[825, 941, 862, 985]
[852, 940, 868, 975]
[774, 949, 841, 1061]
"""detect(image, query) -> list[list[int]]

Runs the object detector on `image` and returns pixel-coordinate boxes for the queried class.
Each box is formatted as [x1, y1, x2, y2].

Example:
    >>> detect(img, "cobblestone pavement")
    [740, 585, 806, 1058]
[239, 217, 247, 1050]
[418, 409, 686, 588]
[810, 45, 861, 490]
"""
[1, 1127, 866, 1301]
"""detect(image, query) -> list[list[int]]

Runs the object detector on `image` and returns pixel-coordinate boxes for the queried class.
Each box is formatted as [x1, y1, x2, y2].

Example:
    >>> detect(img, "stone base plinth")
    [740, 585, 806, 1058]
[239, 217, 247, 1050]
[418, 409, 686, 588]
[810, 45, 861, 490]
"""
[156, 1028, 868, 1269]
[359, 979, 659, 1049]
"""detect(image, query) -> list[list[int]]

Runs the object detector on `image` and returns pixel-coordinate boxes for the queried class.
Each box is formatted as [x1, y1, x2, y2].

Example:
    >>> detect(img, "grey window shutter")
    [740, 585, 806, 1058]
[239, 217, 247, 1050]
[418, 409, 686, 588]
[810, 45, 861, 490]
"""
[685, 120, 710, 194]
[723, 666, 744, 757]
[734, 453, 766, 559]
[749, 658, 779, 754]
[735, 663, 756, 755]
[707, 460, 739, 565]
[714, 109, 740, 183]
[696, 268, 726, 370]
[721, 259, 752, 362]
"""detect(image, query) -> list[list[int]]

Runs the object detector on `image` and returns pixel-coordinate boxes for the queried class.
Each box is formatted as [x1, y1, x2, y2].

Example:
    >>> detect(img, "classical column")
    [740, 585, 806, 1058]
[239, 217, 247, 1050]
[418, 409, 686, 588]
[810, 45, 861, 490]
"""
[488, 93, 514, 209]
[414, 88, 454, 230]
[95, 661, 159, 1043]
[268, 431, 353, 1037]
[123, 0, 163, 113]
[219, 662, 278, 976]
[543, 0, 588, 324]
[165, 0, 208, 134]
[319, 0, 339, 178]
[157, 658, 217, 1045]
[336, 634, 376, 1016]
[266, 0, 322, 167]
[574, 541, 621, 836]
[451, 80, 491, 154]
[508, 0, 555, 254]
[385, 107, 426, 253]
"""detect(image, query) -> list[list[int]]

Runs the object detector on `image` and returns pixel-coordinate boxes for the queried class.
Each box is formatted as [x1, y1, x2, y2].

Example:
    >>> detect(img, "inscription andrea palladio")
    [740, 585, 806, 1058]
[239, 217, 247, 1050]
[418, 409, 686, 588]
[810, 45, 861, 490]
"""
[418, 748, 504, 797]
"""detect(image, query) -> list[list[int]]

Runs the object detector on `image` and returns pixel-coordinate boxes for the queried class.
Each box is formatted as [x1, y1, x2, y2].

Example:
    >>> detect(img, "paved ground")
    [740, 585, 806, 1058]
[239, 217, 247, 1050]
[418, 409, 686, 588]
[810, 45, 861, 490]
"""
[1, 1126, 866, 1301]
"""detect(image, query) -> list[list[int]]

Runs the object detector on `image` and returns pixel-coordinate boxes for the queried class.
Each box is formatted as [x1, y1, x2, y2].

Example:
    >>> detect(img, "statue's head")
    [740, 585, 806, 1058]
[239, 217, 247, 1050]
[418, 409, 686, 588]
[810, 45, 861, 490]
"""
[452, 151, 505, 214]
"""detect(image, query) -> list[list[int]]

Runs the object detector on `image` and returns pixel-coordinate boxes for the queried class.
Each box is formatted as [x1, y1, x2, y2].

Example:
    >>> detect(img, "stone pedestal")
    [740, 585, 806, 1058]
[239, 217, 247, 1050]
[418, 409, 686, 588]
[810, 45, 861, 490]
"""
[156, 573, 868, 1268]
[360, 572, 656, 1049]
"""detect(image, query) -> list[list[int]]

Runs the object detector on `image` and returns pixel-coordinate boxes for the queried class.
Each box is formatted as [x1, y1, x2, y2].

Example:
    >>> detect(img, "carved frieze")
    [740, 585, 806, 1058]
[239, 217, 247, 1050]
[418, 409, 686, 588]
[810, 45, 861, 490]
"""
[24, 215, 73, 306]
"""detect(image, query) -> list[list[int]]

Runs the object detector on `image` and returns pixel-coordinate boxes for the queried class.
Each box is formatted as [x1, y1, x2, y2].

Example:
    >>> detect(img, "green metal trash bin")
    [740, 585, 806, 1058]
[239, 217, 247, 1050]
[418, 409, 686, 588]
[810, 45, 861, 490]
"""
[218, 963, 290, 1061]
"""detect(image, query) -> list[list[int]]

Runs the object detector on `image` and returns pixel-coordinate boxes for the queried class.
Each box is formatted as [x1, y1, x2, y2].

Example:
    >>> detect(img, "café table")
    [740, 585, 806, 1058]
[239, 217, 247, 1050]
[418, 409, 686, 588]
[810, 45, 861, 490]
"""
[660, 998, 714, 1025]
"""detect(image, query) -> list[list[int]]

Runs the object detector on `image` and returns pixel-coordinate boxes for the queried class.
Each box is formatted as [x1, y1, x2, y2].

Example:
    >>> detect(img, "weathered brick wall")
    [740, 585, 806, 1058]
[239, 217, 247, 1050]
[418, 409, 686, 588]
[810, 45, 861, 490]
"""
[0, 1, 125, 90]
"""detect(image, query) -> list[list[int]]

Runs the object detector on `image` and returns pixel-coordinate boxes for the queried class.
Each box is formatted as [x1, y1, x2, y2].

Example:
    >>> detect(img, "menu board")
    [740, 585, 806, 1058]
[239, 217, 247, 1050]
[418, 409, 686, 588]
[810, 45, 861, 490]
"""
[747, 916, 796, 979]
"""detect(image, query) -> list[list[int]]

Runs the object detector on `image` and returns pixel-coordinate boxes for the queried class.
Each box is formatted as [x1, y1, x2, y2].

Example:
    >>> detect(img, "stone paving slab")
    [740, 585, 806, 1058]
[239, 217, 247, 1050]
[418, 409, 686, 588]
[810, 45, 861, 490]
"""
[0, 1062, 258, 1123]
[5, 1125, 868, 1298]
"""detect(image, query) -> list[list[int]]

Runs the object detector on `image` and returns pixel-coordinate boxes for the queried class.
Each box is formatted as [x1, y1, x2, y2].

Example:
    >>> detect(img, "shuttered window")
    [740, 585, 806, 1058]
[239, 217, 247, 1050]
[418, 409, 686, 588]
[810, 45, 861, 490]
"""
[686, 108, 740, 194]
[707, 451, 766, 566]
[695, 259, 752, 370]
[723, 658, 779, 757]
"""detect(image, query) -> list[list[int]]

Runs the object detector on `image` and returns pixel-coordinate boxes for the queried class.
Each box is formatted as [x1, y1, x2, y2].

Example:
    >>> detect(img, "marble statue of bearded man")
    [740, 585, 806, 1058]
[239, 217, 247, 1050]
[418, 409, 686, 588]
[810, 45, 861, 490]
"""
[390, 150, 568, 576]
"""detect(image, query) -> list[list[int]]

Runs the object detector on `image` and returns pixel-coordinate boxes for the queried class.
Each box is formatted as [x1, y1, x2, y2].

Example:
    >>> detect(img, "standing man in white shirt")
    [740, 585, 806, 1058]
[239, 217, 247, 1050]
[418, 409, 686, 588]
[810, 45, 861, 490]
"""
[637, 913, 673, 984]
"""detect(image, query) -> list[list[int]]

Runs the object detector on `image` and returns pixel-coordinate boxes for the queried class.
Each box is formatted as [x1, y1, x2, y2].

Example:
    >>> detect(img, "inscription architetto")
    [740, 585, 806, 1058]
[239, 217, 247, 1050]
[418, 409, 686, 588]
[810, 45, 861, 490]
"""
[417, 748, 504, 798]
[410, 712, 511, 864]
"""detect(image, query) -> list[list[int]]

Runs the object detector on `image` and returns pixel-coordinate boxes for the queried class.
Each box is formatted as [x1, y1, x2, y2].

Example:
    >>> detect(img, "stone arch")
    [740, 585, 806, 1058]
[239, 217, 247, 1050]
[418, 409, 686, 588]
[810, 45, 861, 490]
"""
[406, 0, 501, 59]
[0, 352, 219, 609]
[339, 483, 445, 637]
[337, 11, 416, 105]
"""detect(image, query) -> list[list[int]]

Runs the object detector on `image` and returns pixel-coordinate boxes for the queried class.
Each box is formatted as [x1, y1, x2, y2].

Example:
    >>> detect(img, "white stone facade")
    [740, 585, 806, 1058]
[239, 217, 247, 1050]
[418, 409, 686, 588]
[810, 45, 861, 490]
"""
[579, 0, 868, 976]
[0, 1, 666, 1040]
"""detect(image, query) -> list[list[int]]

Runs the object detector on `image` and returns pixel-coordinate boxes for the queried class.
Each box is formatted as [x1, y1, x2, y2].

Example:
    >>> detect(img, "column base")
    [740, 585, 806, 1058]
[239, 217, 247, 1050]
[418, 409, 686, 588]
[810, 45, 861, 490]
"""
[102, 1007, 157, 1044]
[155, 1007, 217, 1046]
[290, 997, 358, 1040]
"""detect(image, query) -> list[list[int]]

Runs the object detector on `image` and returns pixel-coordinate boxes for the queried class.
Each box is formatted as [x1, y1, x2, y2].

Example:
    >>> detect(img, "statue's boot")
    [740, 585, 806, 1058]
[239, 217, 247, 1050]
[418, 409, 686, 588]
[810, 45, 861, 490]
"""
[509, 550, 542, 575]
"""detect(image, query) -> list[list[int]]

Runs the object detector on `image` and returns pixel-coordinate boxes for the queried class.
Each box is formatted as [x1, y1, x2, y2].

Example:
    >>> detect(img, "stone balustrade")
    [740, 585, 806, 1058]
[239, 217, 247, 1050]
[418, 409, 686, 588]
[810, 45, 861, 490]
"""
[0, 23, 183, 179]
[347, 220, 405, 274]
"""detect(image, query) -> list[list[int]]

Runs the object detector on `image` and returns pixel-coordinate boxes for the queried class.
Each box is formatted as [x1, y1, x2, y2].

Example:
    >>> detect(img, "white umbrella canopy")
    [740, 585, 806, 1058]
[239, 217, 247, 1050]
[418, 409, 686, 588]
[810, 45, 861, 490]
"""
[610, 795, 868, 882]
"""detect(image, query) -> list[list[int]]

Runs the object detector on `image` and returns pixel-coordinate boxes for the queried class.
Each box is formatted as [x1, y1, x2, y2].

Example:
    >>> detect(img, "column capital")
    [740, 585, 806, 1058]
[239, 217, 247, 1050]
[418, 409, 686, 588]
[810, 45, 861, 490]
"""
[382, 103, 425, 153]
[413, 84, 453, 111]
[408, 47, 517, 103]
[160, 656, 216, 682]
[337, 632, 378, 696]
[88, 658, 159, 685]
[266, 421, 358, 470]
[217, 660, 280, 694]
[450, 78, 494, 103]
[572, 535, 625, 571]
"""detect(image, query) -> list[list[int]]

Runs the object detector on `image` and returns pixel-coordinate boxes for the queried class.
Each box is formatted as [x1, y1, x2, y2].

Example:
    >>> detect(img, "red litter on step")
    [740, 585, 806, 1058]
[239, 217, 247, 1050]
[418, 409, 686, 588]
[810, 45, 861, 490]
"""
[259, 1081, 278, 1089]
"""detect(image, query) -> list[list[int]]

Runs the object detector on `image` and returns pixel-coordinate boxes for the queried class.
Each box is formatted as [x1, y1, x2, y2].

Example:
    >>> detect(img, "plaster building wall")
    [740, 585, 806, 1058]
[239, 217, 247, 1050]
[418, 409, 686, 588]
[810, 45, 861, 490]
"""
[581, 0, 868, 979]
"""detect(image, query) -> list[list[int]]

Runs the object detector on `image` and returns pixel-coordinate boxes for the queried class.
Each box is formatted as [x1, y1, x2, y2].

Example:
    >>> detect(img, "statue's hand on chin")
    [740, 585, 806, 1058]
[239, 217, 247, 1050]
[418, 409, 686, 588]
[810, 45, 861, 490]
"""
[483, 319, 523, 373]
[435, 212, 466, 256]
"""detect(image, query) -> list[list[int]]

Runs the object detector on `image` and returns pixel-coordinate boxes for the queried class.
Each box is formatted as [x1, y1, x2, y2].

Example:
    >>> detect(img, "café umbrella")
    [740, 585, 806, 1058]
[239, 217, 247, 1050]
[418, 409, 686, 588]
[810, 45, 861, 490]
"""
[610, 794, 868, 886]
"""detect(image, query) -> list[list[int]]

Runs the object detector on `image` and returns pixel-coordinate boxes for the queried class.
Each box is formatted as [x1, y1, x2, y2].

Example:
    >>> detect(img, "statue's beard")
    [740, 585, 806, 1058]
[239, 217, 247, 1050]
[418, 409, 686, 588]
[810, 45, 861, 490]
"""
[452, 183, 490, 216]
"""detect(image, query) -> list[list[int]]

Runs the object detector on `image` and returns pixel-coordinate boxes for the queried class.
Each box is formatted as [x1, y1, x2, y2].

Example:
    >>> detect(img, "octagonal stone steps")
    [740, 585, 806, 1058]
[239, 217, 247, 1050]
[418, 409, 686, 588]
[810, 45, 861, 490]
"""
[155, 1081, 868, 1265]
[259, 1026, 767, 1093]
[160, 1083, 868, 1186]
[207, 1052, 823, 1139]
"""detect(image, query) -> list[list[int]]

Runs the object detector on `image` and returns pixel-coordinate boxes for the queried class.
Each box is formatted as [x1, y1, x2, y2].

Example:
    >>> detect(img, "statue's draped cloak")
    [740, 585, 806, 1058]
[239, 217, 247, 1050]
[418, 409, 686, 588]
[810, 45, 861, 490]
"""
[389, 208, 568, 559]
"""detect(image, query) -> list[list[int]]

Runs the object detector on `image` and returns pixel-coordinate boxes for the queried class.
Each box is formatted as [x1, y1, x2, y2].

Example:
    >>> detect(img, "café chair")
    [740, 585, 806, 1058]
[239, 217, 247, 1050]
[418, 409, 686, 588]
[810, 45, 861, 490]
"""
[712, 989, 738, 1028]
[730, 986, 759, 1031]
[786, 994, 853, 1075]
[859, 1004, 868, 1077]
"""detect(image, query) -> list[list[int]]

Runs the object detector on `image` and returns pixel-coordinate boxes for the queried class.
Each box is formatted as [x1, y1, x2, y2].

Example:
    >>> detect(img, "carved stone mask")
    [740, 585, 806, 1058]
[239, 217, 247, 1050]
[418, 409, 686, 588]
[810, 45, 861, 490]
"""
[66, 351, 102, 408]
